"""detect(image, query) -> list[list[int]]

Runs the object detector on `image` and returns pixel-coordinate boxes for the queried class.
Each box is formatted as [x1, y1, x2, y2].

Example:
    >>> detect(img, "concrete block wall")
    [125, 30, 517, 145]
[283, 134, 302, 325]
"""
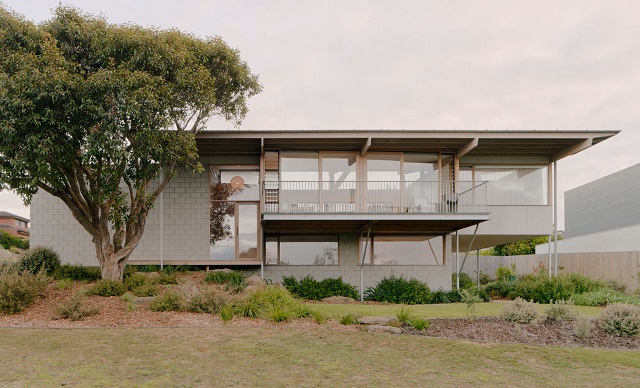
[262, 234, 453, 292]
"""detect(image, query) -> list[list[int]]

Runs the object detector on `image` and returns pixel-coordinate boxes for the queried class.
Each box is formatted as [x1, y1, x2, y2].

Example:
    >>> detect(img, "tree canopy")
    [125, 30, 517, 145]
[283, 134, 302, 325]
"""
[0, 6, 262, 280]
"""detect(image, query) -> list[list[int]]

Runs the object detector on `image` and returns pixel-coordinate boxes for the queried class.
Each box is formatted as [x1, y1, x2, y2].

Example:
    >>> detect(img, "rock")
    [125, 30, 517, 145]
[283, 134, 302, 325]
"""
[367, 325, 403, 335]
[245, 275, 266, 286]
[357, 316, 396, 325]
[321, 296, 358, 304]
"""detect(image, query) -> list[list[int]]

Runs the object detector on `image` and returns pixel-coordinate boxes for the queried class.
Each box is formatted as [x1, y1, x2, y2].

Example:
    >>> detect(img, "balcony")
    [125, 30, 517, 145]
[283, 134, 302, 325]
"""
[263, 180, 488, 215]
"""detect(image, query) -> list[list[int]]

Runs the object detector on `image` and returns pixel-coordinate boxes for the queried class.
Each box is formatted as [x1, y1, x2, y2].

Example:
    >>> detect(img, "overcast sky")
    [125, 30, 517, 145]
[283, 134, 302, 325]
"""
[1, 0, 640, 230]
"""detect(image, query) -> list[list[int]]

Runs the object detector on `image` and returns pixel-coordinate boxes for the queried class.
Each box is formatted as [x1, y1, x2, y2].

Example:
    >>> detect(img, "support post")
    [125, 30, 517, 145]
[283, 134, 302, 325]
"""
[360, 226, 372, 301]
[547, 234, 552, 276]
[553, 161, 558, 276]
[160, 169, 164, 271]
[455, 231, 460, 291]
[476, 249, 480, 290]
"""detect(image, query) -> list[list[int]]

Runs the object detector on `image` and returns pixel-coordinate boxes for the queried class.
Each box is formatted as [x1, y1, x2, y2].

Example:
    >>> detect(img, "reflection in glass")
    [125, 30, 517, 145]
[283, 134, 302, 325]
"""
[209, 201, 235, 260]
[360, 236, 443, 265]
[211, 168, 259, 202]
[475, 166, 548, 205]
[238, 204, 258, 259]
[265, 237, 279, 265]
[279, 236, 338, 265]
[322, 154, 357, 210]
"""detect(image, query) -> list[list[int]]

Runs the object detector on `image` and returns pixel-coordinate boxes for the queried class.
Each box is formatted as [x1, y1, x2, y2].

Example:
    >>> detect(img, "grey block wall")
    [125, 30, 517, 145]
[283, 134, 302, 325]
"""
[565, 163, 640, 238]
[262, 234, 453, 291]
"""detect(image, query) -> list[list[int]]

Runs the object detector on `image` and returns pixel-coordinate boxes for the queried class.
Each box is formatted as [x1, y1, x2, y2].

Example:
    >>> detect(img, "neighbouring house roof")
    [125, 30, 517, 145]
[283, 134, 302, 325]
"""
[195, 129, 619, 162]
[0, 224, 30, 236]
[0, 211, 29, 223]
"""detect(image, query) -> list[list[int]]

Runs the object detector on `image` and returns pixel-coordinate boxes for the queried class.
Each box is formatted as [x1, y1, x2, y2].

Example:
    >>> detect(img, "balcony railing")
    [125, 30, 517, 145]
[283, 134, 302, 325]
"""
[263, 180, 487, 214]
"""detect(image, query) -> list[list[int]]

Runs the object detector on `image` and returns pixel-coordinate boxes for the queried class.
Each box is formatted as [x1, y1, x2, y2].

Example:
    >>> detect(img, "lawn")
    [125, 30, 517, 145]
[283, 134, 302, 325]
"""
[307, 302, 604, 318]
[1, 327, 638, 387]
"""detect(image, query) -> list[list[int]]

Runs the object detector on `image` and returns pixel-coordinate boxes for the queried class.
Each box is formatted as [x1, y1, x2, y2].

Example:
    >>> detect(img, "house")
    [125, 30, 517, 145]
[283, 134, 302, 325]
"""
[30, 130, 618, 291]
[537, 162, 640, 254]
[0, 211, 30, 239]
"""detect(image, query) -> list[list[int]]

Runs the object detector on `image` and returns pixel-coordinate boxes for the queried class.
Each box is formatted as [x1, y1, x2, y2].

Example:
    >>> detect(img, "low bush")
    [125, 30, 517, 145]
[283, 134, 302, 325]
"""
[600, 303, 640, 337]
[219, 305, 234, 322]
[188, 289, 230, 314]
[500, 297, 539, 324]
[234, 285, 308, 322]
[507, 273, 607, 304]
[572, 288, 640, 307]
[87, 280, 127, 297]
[452, 272, 475, 290]
[0, 269, 48, 314]
[132, 283, 157, 297]
[460, 289, 483, 320]
[544, 300, 578, 321]
[156, 272, 179, 285]
[204, 270, 245, 286]
[54, 264, 101, 282]
[124, 273, 150, 290]
[56, 278, 73, 290]
[0, 231, 29, 250]
[149, 290, 186, 312]
[483, 281, 515, 298]
[407, 316, 430, 331]
[396, 306, 412, 324]
[338, 312, 360, 325]
[283, 275, 358, 300]
[573, 317, 592, 339]
[18, 246, 60, 275]
[364, 275, 430, 305]
[57, 294, 99, 321]
[311, 310, 329, 324]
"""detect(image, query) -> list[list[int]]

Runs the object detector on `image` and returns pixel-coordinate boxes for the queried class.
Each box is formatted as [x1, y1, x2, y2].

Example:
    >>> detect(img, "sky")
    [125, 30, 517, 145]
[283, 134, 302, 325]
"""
[1, 0, 640, 229]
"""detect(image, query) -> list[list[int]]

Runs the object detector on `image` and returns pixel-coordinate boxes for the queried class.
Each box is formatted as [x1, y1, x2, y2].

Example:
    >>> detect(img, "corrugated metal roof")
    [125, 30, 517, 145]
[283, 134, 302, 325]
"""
[200, 129, 620, 134]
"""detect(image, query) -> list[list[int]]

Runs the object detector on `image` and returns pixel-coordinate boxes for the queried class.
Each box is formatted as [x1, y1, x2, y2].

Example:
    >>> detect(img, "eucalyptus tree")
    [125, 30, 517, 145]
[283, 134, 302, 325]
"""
[0, 6, 261, 280]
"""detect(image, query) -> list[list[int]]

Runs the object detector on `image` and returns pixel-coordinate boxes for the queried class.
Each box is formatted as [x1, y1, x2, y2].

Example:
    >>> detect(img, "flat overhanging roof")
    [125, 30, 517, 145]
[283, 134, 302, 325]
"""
[262, 213, 490, 234]
[196, 129, 619, 162]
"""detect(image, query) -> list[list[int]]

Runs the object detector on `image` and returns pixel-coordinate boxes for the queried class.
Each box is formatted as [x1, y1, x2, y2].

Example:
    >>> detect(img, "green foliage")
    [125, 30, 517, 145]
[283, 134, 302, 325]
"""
[429, 290, 462, 304]
[311, 310, 329, 324]
[507, 273, 607, 304]
[149, 290, 186, 312]
[0, 231, 29, 250]
[478, 271, 491, 285]
[459, 289, 482, 320]
[234, 285, 306, 322]
[282, 275, 358, 301]
[268, 307, 294, 323]
[544, 300, 578, 321]
[452, 272, 475, 290]
[54, 264, 101, 282]
[56, 278, 73, 290]
[219, 305, 234, 322]
[492, 236, 548, 256]
[338, 312, 360, 325]
[18, 246, 60, 275]
[500, 297, 539, 324]
[87, 280, 127, 297]
[396, 306, 412, 323]
[0, 268, 48, 314]
[483, 281, 516, 298]
[124, 273, 149, 290]
[572, 289, 640, 307]
[188, 289, 230, 314]
[407, 316, 430, 331]
[364, 275, 431, 305]
[600, 303, 640, 337]
[57, 294, 99, 321]
[132, 284, 157, 297]
[204, 271, 245, 286]
[0, 6, 261, 280]
[157, 272, 179, 285]
[496, 264, 517, 282]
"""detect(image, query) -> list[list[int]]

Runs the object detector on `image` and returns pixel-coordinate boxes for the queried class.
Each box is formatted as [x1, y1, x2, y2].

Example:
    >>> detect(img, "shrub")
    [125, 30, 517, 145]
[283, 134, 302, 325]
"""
[483, 281, 515, 298]
[364, 275, 430, 305]
[311, 310, 329, 324]
[0, 269, 48, 314]
[204, 270, 245, 286]
[460, 289, 482, 320]
[268, 307, 294, 323]
[54, 264, 101, 282]
[500, 297, 539, 324]
[124, 273, 150, 290]
[149, 290, 186, 312]
[396, 306, 412, 323]
[157, 272, 179, 285]
[18, 246, 60, 275]
[496, 264, 516, 282]
[132, 284, 157, 297]
[234, 285, 306, 321]
[407, 316, 430, 331]
[600, 303, 640, 337]
[0, 231, 29, 250]
[572, 288, 640, 307]
[479, 271, 491, 285]
[282, 275, 358, 300]
[507, 273, 607, 304]
[57, 294, 99, 321]
[56, 278, 73, 290]
[188, 289, 230, 314]
[544, 300, 578, 321]
[338, 312, 360, 325]
[219, 305, 234, 322]
[292, 303, 312, 318]
[452, 272, 474, 290]
[87, 280, 127, 297]
[573, 317, 592, 339]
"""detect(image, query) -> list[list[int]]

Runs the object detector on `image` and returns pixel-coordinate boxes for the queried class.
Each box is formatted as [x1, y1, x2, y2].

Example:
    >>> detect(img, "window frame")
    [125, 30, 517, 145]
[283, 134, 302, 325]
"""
[264, 234, 340, 266]
[359, 234, 446, 266]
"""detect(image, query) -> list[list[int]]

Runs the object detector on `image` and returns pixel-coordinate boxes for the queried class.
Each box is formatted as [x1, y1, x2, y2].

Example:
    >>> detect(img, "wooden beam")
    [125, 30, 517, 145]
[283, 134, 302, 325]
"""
[550, 138, 593, 163]
[457, 138, 479, 158]
[360, 137, 372, 156]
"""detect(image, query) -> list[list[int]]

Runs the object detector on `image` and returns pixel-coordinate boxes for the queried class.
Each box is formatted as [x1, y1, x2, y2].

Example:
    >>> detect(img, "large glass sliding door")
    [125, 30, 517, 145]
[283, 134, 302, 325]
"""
[210, 167, 260, 261]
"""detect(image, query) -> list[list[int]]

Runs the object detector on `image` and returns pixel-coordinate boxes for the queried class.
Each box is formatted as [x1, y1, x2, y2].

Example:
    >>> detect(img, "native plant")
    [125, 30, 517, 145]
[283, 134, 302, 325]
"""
[0, 6, 261, 281]
[459, 289, 482, 320]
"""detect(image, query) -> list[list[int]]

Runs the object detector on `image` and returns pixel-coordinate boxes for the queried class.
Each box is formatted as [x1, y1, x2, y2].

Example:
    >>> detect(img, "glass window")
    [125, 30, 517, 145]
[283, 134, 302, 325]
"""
[321, 153, 357, 210]
[281, 151, 319, 182]
[475, 166, 548, 205]
[269, 235, 339, 265]
[265, 237, 279, 265]
[403, 153, 438, 182]
[209, 201, 235, 261]
[210, 168, 259, 201]
[360, 235, 444, 265]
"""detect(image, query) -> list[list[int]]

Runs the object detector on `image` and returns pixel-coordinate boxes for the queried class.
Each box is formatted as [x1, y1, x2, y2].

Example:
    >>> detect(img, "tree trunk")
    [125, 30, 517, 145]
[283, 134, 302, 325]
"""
[94, 234, 128, 282]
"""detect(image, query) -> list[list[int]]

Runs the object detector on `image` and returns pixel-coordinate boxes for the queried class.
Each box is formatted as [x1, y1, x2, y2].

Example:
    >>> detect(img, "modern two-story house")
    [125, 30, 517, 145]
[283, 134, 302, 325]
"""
[31, 130, 617, 290]
[0, 211, 30, 239]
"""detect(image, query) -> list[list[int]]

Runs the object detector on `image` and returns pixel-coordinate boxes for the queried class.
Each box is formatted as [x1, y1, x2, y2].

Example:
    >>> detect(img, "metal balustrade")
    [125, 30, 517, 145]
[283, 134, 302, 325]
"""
[263, 180, 487, 214]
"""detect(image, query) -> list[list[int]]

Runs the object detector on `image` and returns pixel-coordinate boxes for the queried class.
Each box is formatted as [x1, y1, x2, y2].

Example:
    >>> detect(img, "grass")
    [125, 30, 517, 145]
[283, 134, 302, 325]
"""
[308, 302, 604, 319]
[0, 327, 638, 386]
